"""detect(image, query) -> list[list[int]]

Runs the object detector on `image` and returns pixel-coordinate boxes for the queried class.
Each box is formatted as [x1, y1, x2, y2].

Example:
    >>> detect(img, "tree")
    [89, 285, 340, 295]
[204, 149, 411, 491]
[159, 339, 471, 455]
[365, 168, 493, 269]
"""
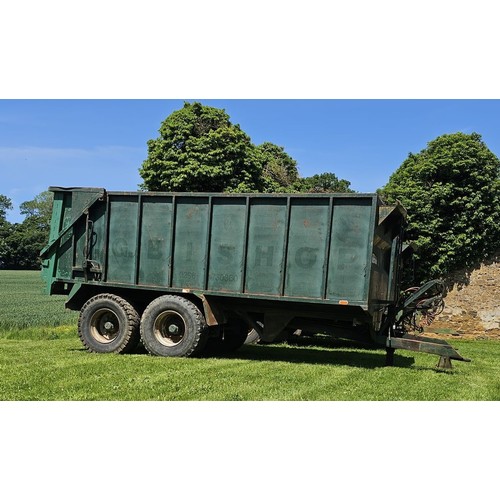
[297, 172, 354, 193]
[140, 101, 354, 197]
[381, 132, 500, 283]
[0, 194, 13, 222]
[256, 142, 299, 192]
[0, 191, 53, 270]
[139, 102, 262, 193]
[19, 191, 53, 232]
[0, 195, 13, 268]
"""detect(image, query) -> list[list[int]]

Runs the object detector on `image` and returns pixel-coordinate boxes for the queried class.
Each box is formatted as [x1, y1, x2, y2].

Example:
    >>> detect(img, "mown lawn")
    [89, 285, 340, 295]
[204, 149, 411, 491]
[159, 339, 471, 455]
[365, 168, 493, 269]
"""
[0, 335, 498, 400]
[1, 270, 499, 400]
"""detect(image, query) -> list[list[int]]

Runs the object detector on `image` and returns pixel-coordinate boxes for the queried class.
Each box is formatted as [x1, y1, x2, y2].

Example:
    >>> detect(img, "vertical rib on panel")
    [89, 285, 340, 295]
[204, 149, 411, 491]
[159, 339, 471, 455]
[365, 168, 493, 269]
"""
[103, 196, 111, 282]
[134, 194, 143, 285]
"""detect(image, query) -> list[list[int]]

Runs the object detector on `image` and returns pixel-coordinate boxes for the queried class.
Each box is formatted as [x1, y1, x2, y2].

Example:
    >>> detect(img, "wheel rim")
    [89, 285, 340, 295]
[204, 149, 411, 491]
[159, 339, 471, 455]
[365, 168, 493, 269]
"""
[153, 311, 186, 347]
[89, 308, 120, 343]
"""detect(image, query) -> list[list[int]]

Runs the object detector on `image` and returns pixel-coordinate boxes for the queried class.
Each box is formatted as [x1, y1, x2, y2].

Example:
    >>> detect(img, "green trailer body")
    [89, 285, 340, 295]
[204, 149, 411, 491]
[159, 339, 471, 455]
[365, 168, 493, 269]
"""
[41, 187, 468, 365]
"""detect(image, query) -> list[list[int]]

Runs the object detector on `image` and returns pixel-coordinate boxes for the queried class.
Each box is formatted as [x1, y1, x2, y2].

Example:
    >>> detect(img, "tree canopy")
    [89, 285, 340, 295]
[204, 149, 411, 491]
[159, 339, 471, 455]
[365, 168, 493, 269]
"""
[19, 191, 53, 231]
[0, 195, 13, 267]
[0, 194, 12, 222]
[381, 132, 500, 282]
[139, 102, 262, 193]
[297, 172, 353, 193]
[0, 191, 53, 270]
[139, 101, 352, 195]
[256, 142, 299, 192]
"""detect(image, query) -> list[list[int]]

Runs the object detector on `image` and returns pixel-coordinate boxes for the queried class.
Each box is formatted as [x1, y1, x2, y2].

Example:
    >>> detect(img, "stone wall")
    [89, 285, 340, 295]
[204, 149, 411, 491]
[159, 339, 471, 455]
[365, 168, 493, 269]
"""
[430, 254, 500, 339]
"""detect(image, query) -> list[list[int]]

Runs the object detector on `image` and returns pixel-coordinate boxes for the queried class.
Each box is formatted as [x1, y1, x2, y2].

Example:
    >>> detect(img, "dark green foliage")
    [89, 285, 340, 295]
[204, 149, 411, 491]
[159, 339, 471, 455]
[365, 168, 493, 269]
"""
[139, 102, 263, 193]
[0, 195, 13, 267]
[0, 191, 53, 270]
[256, 142, 299, 192]
[381, 132, 500, 282]
[297, 172, 354, 193]
[0, 194, 13, 221]
[19, 191, 53, 227]
[139, 102, 352, 195]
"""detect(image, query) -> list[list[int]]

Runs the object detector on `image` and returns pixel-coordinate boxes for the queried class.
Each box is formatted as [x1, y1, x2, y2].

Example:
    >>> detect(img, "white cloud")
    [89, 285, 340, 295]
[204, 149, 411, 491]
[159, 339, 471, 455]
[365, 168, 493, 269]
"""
[0, 145, 146, 222]
[0, 145, 144, 161]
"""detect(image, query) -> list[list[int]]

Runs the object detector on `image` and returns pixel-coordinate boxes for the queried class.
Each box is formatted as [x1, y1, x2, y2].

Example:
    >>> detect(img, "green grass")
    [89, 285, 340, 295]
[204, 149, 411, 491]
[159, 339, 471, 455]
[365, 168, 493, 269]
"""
[0, 270, 78, 334]
[1, 270, 499, 401]
[0, 336, 498, 400]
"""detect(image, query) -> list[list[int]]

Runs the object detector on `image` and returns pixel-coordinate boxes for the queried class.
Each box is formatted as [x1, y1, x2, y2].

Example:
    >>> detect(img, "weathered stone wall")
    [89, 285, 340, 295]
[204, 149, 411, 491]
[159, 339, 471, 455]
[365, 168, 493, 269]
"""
[431, 254, 500, 339]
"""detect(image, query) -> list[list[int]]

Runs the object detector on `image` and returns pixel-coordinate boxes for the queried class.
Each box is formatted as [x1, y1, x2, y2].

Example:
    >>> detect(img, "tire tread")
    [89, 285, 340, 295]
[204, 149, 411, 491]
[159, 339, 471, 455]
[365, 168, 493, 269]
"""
[78, 293, 140, 354]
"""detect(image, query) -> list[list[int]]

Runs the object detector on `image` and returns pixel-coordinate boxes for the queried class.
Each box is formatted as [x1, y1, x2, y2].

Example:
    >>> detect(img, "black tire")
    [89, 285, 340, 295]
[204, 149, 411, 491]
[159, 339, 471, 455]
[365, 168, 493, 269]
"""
[140, 295, 208, 357]
[78, 294, 140, 354]
[205, 319, 249, 355]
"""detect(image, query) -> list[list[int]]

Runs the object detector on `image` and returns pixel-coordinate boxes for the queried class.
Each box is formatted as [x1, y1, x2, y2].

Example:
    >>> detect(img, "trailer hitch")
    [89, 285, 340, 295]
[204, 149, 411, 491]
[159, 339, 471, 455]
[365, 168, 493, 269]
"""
[386, 333, 470, 366]
[382, 280, 470, 368]
[397, 279, 446, 333]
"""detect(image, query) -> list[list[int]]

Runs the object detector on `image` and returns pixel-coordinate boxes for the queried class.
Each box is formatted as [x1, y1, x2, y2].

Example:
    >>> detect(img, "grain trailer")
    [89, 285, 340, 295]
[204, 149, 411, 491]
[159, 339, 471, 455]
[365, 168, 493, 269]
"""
[40, 187, 468, 367]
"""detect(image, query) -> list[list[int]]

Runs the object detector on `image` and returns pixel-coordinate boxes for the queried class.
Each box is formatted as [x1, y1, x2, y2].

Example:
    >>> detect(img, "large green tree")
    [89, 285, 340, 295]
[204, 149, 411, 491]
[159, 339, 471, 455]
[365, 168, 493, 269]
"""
[0, 194, 13, 222]
[18, 191, 53, 231]
[297, 172, 353, 193]
[139, 102, 263, 193]
[0, 195, 13, 268]
[381, 132, 500, 282]
[256, 142, 299, 192]
[140, 102, 353, 196]
[0, 191, 53, 270]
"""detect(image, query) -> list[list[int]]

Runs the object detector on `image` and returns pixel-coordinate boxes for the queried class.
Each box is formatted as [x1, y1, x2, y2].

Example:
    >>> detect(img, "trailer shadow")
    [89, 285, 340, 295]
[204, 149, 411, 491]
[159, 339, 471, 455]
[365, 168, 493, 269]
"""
[227, 341, 416, 369]
[69, 339, 416, 369]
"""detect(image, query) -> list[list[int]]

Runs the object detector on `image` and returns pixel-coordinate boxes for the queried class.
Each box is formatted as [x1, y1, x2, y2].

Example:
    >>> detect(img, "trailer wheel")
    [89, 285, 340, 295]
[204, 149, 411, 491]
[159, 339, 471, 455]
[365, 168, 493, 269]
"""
[244, 320, 264, 345]
[244, 328, 261, 345]
[204, 320, 249, 355]
[140, 295, 208, 357]
[78, 294, 140, 354]
[222, 320, 249, 352]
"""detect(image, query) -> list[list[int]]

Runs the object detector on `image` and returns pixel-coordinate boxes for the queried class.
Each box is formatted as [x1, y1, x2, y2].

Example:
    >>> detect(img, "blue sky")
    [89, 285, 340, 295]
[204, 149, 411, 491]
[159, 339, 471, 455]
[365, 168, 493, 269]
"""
[2, 99, 499, 223]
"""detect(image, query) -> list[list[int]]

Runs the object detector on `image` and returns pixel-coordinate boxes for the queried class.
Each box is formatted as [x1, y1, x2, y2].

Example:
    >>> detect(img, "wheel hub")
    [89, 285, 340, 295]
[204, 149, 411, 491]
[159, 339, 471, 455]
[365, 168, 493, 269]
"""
[154, 311, 186, 347]
[104, 321, 115, 331]
[90, 308, 120, 343]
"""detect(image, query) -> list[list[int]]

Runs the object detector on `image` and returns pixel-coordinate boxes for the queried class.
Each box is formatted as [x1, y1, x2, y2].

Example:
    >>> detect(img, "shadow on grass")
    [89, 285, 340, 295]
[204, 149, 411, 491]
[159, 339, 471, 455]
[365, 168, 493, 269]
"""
[234, 340, 460, 373]
[231, 342, 416, 369]
[69, 337, 416, 369]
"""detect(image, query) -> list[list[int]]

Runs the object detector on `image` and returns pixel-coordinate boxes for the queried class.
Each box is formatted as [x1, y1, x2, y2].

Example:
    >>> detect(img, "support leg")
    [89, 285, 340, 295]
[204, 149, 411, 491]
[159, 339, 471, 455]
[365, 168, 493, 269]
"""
[437, 356, 452, 370]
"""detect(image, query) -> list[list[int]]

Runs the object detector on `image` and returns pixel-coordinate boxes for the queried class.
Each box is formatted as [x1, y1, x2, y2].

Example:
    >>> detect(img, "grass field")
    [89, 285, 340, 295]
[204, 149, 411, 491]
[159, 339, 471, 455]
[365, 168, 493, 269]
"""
[1, 270, 499, 400]
[0, 270, 78, 335]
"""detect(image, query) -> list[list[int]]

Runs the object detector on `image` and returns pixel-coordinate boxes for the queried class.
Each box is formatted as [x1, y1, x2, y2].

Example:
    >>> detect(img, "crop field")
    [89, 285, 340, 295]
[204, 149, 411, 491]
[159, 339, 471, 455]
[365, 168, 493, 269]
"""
[0, 270, 78, 335]
[1, 270, 500, 400]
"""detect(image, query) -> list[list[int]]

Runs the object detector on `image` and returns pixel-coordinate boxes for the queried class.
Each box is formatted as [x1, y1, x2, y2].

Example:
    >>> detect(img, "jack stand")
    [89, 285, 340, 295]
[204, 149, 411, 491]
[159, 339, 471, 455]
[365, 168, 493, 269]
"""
[437, 356, 452, 370]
